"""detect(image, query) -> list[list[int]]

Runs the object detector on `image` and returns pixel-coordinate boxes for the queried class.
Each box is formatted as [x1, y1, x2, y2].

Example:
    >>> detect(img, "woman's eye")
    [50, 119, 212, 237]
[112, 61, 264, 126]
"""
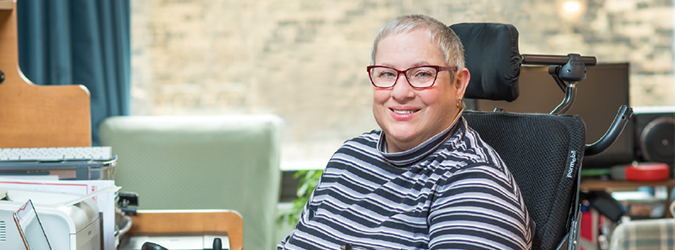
[380, 71, 396, 78]
[414, 71, 433, 78]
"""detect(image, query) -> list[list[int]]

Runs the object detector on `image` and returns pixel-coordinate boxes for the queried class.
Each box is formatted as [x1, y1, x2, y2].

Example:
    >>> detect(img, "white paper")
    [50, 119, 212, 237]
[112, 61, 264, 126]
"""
[0, 179, 118, 250]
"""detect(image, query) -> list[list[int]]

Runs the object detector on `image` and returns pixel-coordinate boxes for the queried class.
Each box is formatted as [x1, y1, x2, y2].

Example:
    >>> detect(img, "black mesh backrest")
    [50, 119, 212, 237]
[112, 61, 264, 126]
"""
[464, 111, 585, 250]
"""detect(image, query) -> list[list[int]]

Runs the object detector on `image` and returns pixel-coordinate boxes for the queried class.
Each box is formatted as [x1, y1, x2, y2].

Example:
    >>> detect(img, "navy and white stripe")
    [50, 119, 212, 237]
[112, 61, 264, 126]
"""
[279, 117, 533, 250]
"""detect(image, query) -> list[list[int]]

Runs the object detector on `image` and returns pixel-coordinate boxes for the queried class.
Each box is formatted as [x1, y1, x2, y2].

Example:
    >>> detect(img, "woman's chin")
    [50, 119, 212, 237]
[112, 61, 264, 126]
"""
[384, 131, 420, 150]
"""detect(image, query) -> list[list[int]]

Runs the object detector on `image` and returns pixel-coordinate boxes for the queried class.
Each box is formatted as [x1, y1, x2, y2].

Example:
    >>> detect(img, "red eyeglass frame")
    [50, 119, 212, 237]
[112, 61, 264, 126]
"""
[366, 65, 458, 89]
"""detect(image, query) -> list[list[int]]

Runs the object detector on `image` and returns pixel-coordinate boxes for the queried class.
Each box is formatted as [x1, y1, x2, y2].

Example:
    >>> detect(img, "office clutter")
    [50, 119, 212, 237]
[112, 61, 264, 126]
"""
[578, 179, 675, 249]
[139, 236, 227, 250]
[0, 114, 279, 250]
[0, 180, 119, 250]
[119, 231, 230, 250]
[609, 201, 675, 249]
[0, 5, 122, 247]
[610, 162, 670, 181]
[116, 210, 242, 250]
[2, 2, 248, 249]
[573, 104, 674, 249]
[99, 115, 283, 250]
[631, 106, 675, 166]
[119, 229, 230, 250]
[577, 187, 675, 250]
[0, 146, 120, 250]
[0, 146, 117, 180]
[0, 189, 101, 249]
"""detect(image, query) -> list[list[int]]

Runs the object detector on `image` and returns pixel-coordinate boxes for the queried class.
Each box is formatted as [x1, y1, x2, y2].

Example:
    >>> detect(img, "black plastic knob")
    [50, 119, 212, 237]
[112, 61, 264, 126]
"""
[141, 242, 168, 250]
[213, 237, 223, 250]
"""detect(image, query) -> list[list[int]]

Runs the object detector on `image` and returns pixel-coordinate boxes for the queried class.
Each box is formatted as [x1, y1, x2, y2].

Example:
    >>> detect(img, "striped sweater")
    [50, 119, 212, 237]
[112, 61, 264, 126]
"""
[279, 117, 533, 249]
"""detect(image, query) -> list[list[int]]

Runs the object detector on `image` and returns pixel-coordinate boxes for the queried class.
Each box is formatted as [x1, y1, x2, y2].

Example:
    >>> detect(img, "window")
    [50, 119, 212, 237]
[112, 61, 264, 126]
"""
[131, 0, 675, 170]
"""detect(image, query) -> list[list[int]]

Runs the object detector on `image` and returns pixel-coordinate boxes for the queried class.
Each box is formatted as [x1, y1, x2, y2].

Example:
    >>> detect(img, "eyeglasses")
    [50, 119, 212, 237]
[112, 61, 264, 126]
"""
[366, 65, 457, 89]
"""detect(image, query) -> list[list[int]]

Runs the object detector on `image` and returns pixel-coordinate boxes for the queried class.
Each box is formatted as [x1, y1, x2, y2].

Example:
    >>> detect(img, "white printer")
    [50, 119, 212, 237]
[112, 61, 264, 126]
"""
[0, 189, 100, 250]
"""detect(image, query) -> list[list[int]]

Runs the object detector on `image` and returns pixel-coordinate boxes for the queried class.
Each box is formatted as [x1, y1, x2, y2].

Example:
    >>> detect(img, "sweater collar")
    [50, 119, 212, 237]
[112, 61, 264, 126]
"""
[377, 108, 466, 167]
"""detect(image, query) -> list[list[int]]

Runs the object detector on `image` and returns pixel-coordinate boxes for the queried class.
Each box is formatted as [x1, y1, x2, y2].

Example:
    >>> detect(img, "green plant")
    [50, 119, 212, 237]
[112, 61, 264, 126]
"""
[278, 169, 323, 227]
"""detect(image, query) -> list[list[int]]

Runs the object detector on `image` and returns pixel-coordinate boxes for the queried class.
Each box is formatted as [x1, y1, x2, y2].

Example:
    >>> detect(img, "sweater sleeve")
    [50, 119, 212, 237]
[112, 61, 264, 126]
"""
[428, 164, 533, 250]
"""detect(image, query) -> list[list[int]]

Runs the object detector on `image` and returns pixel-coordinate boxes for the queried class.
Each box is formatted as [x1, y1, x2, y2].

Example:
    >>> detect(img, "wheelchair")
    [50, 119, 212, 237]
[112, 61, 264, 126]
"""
[452, 23, 632, 250]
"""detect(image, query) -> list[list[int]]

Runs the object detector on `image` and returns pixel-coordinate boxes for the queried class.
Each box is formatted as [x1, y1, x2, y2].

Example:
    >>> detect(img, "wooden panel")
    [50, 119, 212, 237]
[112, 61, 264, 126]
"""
[127, 210, 244, 250]
[0, 0, 11, 10]
[0, 2, 91, 148]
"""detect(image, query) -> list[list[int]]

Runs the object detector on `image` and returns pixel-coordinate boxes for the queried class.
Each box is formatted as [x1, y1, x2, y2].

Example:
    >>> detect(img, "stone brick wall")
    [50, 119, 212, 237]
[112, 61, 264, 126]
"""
[131, 0, 674, 166]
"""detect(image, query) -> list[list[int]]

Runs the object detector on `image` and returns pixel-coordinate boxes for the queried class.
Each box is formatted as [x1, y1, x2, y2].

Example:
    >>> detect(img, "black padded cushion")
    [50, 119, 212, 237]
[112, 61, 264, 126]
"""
[464, 111, 586, 250]
[450, 23, 521, 102]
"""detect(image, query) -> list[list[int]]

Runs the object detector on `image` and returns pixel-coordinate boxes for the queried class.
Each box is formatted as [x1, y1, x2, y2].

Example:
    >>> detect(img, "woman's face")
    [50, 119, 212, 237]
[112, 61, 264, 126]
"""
[372, 28, 468, 153]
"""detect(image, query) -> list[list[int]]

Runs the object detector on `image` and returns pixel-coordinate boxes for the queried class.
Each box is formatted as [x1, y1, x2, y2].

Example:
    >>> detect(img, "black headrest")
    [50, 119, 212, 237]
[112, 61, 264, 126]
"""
[450, 23, 521, 102]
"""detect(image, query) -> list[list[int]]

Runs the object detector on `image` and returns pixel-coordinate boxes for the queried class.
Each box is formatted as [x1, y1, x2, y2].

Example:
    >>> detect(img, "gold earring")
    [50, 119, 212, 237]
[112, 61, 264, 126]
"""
[456, 99, 462, 109]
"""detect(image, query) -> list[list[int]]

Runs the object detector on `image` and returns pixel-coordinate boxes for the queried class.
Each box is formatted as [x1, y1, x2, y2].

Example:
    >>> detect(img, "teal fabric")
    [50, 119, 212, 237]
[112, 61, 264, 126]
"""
[17, 0, 131, 145]
[99, 115, 283, 250]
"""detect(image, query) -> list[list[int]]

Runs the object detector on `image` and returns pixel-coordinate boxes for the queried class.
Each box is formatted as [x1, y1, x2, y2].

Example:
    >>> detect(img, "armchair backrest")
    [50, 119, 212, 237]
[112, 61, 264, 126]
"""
[99, 115, 283, 250]
[452, 23, 585, 250]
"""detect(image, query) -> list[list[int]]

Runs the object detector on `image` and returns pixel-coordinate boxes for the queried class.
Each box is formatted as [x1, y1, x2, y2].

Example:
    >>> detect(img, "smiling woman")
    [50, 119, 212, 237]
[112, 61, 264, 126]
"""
[369, 25, 468, 153]
[129, 0, 675, 249]
[277, 15, 533, 250]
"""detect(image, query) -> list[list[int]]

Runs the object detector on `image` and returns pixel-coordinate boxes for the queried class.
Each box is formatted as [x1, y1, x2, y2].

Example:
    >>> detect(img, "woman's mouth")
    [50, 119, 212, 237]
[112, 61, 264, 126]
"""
[391, 109, 417, 114]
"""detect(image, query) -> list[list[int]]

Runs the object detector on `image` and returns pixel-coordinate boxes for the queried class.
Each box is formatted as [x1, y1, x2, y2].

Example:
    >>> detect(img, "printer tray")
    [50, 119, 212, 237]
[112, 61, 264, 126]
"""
[0, 156, 117, 180]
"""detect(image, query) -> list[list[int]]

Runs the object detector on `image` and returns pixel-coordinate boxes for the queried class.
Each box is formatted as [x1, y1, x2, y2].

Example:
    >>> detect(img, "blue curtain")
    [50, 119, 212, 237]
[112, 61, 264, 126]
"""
[17, 0, 131, 146]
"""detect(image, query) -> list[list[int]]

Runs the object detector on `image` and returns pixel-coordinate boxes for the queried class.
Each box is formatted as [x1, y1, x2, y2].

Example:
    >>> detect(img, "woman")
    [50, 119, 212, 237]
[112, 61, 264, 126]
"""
[279, 15, 533, 250]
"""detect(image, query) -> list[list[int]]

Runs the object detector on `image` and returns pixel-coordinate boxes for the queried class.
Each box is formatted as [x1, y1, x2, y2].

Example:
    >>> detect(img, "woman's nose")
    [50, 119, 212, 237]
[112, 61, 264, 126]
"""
[390, 73, 415, 101]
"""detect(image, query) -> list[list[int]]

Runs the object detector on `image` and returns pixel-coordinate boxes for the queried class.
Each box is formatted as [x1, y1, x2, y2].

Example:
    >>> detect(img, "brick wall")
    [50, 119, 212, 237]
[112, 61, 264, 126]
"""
[131, 0, 674, 165]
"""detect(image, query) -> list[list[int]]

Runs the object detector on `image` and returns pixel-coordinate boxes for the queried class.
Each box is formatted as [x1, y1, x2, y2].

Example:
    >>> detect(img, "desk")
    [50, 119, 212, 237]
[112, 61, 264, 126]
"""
[125, 210, 243, 250]
[580, 178, 675, 217]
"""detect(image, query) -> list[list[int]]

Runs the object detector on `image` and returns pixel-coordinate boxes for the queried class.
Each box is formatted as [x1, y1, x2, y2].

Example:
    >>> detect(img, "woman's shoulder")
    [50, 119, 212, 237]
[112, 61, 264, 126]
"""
[435, 128, 506, 172]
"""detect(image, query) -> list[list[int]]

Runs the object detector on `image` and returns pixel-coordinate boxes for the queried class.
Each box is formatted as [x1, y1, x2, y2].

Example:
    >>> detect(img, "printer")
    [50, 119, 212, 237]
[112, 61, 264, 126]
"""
[0, 189, 101, 250]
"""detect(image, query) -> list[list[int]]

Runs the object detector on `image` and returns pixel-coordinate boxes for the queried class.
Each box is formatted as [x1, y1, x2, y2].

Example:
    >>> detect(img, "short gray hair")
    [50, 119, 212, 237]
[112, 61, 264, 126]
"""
[370, 15, 465, 72]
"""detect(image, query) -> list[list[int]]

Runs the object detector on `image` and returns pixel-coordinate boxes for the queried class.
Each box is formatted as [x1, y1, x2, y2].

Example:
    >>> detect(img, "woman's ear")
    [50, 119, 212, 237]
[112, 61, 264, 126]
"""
[454, 67, 470, 99]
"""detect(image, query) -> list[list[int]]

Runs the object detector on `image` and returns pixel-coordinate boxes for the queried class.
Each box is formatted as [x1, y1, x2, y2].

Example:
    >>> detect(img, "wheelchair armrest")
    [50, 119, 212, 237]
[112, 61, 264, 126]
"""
[585, 105, 633, 156]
